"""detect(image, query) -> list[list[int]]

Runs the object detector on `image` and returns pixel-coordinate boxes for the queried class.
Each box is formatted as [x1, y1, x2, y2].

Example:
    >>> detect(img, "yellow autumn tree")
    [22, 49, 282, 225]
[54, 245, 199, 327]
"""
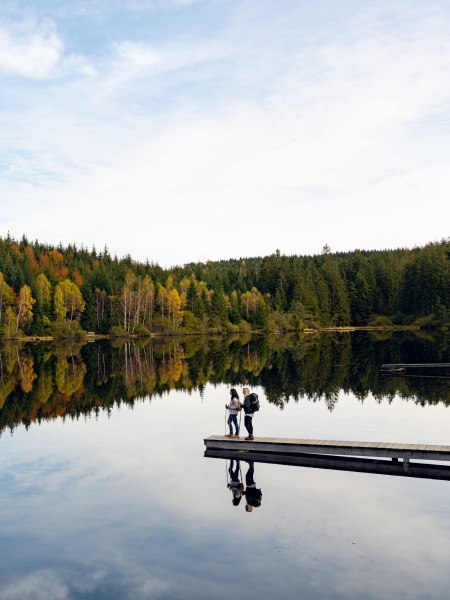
[14, 285, 35, 333]
[36, 273, 52, 305]
[141, 275, 155, 330]
[156, 284, 167, 319]
[167, 288, 183, 329]
[179, 277, 190, 308]
[0, 272, 14, 323]
[54, 279, 85, 328]
[120, 271, 138, 332]
[35, 273, 52, 330]
[54, 285, 66, 321]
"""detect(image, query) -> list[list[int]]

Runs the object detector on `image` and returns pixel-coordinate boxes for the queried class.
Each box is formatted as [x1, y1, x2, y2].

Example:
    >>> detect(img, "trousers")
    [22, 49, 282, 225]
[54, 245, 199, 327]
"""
[244, 415, 253, 435]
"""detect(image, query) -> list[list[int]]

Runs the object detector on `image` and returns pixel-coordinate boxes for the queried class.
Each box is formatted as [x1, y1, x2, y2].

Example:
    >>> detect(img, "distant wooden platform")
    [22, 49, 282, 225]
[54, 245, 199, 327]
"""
[204, 436, 450, 462]
[205, 448, 450, 481]
[381, 363, 450, 369]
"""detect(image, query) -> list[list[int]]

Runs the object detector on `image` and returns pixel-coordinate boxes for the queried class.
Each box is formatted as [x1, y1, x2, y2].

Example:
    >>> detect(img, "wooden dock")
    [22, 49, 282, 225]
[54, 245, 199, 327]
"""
[381, 363, 450, 369]
[205, 448, 450, 481]
[204, 435, 450, 462]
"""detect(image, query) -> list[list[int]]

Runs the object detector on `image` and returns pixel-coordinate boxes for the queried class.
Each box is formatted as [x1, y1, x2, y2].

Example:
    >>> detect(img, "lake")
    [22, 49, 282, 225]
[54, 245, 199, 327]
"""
[0, 332, 449, 599]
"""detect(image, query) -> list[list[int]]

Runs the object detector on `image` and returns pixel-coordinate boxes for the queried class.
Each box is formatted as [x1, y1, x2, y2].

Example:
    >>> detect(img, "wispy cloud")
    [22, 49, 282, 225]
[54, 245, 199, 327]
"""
[0, 569, 71, 600]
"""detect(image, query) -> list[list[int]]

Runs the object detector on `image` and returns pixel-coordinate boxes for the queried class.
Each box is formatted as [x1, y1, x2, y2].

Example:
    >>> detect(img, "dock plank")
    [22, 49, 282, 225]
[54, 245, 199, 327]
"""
[204, 436, 450, 462]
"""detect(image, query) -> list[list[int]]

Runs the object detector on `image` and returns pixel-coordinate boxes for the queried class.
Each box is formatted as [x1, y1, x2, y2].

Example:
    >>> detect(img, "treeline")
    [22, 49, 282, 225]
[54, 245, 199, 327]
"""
[0, 332, 448, 435]
[0, 234, 448, 337]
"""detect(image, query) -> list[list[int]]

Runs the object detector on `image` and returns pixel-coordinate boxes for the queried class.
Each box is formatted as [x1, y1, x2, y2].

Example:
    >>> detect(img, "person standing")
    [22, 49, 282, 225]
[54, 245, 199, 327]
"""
[225, 388, 241, 438]
[242, 387, 259, 440]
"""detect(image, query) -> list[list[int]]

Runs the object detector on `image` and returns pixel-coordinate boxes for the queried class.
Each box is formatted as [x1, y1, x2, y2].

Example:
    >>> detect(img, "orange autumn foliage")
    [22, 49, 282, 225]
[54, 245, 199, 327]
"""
[39, 253, 51, 269]
[48, 249, 63, 263]
[55, 267, 69, 281]
[24, 245, 39, 271]
[72, 270, 84, 288]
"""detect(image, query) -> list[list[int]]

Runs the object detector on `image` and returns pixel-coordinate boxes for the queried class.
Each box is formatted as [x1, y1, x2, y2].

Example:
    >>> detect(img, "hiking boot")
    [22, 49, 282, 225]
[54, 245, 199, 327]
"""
[232, 434, 240, 438]
[226, 433, 233, 438]
[245, 435, 254, 441]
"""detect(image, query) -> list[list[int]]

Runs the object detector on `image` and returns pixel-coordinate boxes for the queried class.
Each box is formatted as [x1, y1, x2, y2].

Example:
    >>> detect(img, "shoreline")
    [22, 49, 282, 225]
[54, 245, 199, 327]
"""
[0, 324, 445, 343]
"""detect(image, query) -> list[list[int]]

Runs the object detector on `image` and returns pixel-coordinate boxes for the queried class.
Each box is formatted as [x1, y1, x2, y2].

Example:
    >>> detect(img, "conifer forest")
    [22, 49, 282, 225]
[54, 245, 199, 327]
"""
[0, 235, 448, 338]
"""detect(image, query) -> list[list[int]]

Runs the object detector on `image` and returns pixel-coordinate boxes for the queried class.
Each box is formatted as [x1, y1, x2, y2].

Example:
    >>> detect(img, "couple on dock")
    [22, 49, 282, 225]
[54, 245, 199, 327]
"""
[225, 387, 259, 440]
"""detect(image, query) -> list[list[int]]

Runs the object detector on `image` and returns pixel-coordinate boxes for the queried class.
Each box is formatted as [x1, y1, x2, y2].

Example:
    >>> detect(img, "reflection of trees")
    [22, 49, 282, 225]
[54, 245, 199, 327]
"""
[55, 354, 86, 397]
[0, 331, 448, 435]
[0, 344, 37, 407]
[158, 343, 184, 388]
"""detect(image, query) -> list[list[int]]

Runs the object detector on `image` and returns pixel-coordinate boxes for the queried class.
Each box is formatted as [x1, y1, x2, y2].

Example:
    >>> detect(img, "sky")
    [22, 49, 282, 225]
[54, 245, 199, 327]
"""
[1, 0, 449, 266]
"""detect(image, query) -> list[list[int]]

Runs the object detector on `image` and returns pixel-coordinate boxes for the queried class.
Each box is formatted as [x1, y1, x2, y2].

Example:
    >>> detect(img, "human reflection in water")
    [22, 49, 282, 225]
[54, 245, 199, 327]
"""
[244, 461, 262, 512]
[227, 460, 244, 506]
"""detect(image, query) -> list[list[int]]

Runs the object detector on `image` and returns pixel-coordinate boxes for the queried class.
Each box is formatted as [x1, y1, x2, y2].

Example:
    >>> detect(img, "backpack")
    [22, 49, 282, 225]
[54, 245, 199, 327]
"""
[246, 487, 262, 508]
[250, 392, 260, 412]
[243, 392, 260, 414]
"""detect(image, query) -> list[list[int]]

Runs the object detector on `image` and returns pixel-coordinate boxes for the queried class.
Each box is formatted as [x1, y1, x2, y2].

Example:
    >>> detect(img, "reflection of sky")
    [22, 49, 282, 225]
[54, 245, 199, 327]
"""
[1, 386, 450, 599]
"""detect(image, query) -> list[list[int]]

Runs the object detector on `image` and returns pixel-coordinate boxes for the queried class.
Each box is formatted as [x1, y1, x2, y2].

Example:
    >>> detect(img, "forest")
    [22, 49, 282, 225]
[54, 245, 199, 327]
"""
[0, 234, 448, 338]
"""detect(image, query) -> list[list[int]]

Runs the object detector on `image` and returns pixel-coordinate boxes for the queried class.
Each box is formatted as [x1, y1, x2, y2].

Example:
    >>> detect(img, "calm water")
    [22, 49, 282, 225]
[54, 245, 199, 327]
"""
[0, 332, 449, 600]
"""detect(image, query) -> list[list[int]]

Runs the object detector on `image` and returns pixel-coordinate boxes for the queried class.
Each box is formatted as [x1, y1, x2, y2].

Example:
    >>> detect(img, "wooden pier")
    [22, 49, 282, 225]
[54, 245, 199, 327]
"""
[204, 435, 450, 462]
[381, 363, 450, 369]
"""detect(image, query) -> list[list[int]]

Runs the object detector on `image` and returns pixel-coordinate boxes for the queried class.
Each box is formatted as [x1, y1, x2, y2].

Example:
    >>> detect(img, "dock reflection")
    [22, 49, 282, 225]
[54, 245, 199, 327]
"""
[206, 449, 450, 481]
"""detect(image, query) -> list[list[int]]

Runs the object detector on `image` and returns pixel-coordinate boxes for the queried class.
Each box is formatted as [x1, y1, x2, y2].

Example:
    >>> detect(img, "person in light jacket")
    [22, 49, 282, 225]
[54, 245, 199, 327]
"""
[225, 388, 241, 438]
[227, 459, 244, 506]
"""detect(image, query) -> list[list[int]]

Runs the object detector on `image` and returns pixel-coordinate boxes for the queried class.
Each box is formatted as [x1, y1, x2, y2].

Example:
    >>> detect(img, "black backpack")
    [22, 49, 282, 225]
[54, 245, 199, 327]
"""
[250, 393, 260, 412]
[246, 487, 262, 508]
[244, 392, 259, 414]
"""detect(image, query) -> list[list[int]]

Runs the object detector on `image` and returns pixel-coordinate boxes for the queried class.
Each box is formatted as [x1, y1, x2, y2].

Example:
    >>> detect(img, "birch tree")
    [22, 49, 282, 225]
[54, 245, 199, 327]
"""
[15, 285, 35, 332]
[54, 280, 85, 328]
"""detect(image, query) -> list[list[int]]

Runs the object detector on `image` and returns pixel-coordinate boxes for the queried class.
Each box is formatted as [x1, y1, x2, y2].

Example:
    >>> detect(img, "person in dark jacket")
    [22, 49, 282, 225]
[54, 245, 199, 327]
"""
[242, 387, 255, 440]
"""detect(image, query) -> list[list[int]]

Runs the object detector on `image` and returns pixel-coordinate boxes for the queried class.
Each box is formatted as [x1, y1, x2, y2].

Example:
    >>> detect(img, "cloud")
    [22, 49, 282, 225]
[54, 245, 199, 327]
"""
[0, 569, 70, 600]
[0, 566, 170, 600]
[0, 16, 96, 80]
[116, 41, 161, 70]
[0, 19, 63, 79]
[107, 38, 232, 95]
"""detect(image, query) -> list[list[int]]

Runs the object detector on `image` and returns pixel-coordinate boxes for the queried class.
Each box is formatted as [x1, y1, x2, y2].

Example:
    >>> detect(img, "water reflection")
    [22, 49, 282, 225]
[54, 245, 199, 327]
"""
[227, 459, 244, 506]
[243, 461, 262, 512]
[2, 379, 450, 599]
[225, 459, 263, 511]
[208, 449, 450, 483]
[0, 331, 448, 436]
